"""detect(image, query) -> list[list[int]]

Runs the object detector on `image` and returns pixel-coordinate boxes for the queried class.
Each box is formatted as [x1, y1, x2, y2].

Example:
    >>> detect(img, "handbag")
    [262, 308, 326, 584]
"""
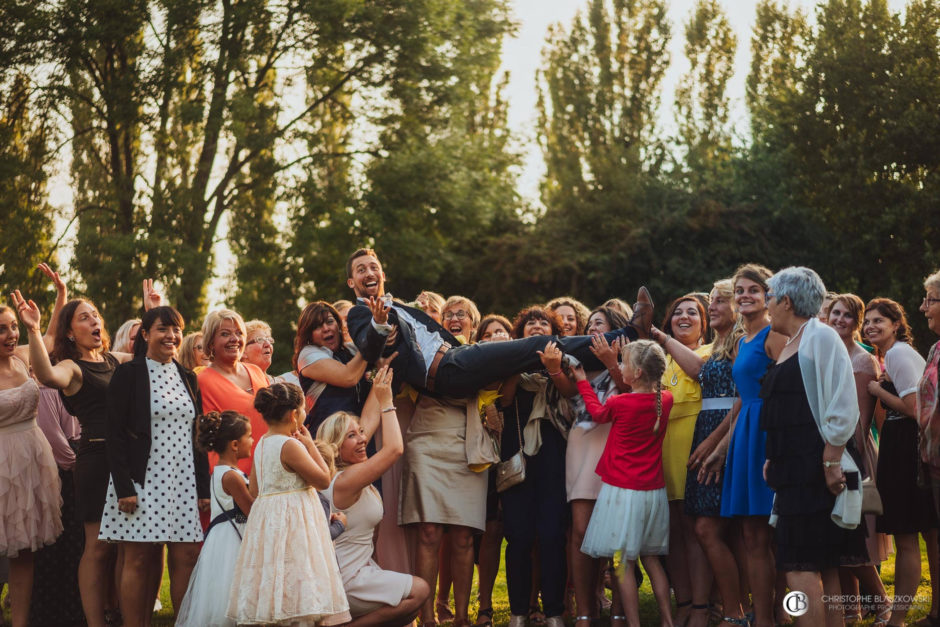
[496, 400, 526, 493]
[861, 477, 883, 515]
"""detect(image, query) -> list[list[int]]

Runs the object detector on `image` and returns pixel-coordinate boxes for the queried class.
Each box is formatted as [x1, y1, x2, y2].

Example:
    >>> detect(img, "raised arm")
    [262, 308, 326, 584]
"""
[572, 365, 614, 423]
[282, 424, 332, 490]
[333, 367, 403, 507]
[37, 263, 67, 353]
[300, 353, 368, 389]
[12, 290, 81, 393]
[651, 326, 706, 378]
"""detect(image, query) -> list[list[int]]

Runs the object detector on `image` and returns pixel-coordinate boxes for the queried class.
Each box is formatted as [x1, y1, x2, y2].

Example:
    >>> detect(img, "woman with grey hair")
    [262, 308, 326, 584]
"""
[761, 267, 867, 625]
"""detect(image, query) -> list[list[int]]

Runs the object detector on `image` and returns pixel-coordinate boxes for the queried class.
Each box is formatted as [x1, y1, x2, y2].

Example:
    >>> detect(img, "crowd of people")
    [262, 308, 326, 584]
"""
[0, 248, 939, 627]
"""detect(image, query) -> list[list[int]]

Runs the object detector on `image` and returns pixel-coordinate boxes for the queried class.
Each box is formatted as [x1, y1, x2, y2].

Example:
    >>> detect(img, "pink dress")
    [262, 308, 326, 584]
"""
[0, 377, 63, 556]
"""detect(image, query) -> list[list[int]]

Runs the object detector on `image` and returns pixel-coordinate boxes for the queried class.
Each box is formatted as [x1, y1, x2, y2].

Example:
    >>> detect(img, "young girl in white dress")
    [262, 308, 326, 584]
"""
[573, 340, 676, 627]
[177, 410, 254, 627]
[227, 382, 350, 626]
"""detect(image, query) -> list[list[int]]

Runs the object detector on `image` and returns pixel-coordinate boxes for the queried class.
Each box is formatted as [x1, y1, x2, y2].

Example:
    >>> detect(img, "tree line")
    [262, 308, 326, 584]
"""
[2, 0, 938, 373]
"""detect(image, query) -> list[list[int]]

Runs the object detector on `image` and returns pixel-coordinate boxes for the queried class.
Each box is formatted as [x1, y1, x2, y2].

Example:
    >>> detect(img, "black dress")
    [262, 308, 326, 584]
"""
[760, 354, 867, 571]
[875, 380, 937, 534]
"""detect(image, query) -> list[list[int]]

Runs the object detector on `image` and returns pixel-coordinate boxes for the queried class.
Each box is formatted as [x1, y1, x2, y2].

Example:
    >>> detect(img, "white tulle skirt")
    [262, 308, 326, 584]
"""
[175, 519, 245, 627]
[581, 483, 669, 560]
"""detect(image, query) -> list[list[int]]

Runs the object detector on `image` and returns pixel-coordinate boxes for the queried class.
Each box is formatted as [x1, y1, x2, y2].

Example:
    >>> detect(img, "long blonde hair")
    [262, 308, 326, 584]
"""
[710, 279, 745, 362]
[621, 340, 667, 432]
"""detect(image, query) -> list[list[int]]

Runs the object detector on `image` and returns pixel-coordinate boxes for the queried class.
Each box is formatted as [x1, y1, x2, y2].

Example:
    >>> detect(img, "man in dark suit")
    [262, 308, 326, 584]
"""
[344, 248, 653, 398]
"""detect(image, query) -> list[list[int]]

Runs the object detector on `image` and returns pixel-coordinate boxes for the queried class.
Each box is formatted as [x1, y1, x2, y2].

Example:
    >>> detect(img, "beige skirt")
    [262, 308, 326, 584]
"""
[565, 422, 611, 502]
[398, 395, 487, 531]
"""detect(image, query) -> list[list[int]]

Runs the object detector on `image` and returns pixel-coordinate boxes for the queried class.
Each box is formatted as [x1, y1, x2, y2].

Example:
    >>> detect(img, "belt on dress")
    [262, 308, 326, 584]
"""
[258, 487, 313, 498]
[700, 398, 734, 411]
[425, 342, 452, 393]
[0, 419, 38, 434]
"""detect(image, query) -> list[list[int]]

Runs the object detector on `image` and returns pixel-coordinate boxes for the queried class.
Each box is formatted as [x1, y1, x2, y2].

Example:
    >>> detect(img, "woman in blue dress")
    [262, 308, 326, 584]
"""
[703, 265, 785, 627]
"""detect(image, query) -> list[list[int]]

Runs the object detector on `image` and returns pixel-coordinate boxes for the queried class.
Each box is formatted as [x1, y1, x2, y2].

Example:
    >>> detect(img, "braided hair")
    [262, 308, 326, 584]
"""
[254, 382, 305, 424]
[196, 410, 249, 454]
[621, 340, 668, 433]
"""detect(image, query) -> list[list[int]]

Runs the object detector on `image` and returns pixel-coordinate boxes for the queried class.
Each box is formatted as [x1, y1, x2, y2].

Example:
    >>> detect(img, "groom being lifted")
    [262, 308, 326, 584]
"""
[344, 247, 654, 397]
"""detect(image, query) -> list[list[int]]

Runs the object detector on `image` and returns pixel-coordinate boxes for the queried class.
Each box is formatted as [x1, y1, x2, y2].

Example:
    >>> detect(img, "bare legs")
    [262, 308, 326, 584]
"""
[7, 551, 33, 627]
[119, 542, 199, 626]
[741, 517, 775, 627]
[476, 519, 503, 619]
[415, 523, 475, 626]
[694, 516, 746, 624]
[346, 576, 431, 627]
[571, 500, 600, 623]
[889, 533, 921, 625]
[614, 556, 674, 627]
[79, 522, 118, 627]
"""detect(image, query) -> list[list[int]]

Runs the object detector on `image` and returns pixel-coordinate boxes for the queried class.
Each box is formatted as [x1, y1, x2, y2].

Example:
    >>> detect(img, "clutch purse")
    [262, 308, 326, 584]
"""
[861, 477, 883, 515]
[496, 400, 526, 493]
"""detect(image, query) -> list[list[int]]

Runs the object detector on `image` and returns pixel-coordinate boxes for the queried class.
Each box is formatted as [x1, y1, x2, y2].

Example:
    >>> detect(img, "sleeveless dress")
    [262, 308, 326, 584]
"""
[324, 471, 413, 617]
[227, 435, 350, 626]
[760, 355, 867, 570]
[177, 464, 248, 627]
[685, 355, 735, 516]
[0, 377, 63, 556]
[661, 345, 711, 500]
[60, 353, 119, 522]
[99, 359, 202, 543]
[721, 325, 775, 517]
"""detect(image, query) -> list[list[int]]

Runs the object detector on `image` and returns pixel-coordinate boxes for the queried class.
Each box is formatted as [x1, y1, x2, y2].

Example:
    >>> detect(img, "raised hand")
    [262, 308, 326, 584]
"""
[368, 296, 390, 325]
[142, 279, 163, 311]
[37, 263, 67, 298]
[537, 341, 563, 373]
[11, 290, 41, 332]
[293, 423, 315, 448]
[373, 365, 394, 406]
[589, 334, 619, 369]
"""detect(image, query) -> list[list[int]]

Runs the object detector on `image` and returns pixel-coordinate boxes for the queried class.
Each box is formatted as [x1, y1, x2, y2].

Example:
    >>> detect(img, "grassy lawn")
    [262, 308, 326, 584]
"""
[140, 537, 936, 626]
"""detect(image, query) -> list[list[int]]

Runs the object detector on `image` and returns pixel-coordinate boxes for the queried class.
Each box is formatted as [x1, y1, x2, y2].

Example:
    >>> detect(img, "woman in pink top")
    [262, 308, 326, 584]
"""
[197, 310, 269, 474]
[574, 340, 675, 627]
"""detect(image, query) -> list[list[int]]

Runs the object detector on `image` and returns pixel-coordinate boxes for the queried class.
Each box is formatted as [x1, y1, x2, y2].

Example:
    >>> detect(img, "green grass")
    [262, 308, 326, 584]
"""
[3, 537, 932, 625]
[146, 537, 935, 626]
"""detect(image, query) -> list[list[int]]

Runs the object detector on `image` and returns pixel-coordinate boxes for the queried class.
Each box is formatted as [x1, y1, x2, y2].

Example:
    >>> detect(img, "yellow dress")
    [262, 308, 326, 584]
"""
[661, 344, 712, 501]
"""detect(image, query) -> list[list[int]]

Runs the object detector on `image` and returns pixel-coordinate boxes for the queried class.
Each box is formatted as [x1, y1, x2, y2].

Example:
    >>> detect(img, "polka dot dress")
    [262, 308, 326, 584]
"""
[99, 358, 202, 543]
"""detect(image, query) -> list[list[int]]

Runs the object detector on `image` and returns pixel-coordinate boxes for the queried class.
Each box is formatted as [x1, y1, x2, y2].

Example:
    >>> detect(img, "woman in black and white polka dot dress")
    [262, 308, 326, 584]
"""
[100, 307, 209, 624]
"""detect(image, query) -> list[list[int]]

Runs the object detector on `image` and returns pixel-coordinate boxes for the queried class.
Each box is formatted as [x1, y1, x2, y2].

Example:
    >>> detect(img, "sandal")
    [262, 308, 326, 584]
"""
[721, 617, 750, 627]
[528, 605, 546, 625]
[574, 616, 594, 627]
[675, 600, 692, 626]
[473, 608, 494, 627]
[436, 600, 455, 622]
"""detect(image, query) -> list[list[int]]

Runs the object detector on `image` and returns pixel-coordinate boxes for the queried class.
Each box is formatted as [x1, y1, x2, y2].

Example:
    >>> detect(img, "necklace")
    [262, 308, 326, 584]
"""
[785, 320, 810, 347]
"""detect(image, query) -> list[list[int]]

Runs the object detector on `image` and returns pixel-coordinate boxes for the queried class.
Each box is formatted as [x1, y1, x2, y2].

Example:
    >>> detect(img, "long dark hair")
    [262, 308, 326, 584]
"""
[52, 299, 110, 363]
[131, 306, 185, 357]
[661, 294, 709, 345]
[293, 301, 347, 371]
[865, 298, 914, 353]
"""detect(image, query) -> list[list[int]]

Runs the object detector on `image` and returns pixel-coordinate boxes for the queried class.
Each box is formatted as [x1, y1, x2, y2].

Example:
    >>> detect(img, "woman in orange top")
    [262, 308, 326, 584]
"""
[197, 310, 268, 473]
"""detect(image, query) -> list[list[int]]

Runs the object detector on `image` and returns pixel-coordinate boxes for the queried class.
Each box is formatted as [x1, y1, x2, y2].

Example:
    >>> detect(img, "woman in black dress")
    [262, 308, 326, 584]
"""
[762, 267, 867, 625]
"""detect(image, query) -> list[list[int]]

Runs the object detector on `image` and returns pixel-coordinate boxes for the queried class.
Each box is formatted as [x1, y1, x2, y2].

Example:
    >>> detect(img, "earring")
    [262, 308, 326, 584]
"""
[68, 336, 75, 342]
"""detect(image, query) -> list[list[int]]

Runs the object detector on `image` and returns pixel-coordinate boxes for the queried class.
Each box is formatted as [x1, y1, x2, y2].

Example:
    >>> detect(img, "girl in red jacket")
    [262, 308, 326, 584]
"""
[573, 340, 675, 627]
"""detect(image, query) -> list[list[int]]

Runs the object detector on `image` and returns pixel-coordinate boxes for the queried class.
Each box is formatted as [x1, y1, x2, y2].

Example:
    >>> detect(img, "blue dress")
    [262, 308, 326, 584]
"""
[720, 325, 775, 517]
[685, 355, 735, 517]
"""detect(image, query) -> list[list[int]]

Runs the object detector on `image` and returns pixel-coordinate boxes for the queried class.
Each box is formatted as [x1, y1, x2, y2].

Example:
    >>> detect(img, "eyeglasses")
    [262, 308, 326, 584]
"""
[924, 297, 940, 307]
[766, 292, 776, 301]
[246, 337, 275, 346]
[443, 310, 469, 321]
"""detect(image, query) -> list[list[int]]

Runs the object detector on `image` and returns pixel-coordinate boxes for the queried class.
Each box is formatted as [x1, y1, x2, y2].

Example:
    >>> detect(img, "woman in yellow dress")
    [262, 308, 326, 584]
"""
[651, 295, 711, 627]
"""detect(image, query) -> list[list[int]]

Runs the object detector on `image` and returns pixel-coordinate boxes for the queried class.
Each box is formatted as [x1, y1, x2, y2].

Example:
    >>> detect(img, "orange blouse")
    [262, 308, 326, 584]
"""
[198, 363, 270, 475]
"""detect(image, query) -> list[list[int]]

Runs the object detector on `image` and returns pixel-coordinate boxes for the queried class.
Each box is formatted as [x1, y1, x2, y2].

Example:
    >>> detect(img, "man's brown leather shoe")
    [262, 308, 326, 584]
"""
[629, 286, 654, 339]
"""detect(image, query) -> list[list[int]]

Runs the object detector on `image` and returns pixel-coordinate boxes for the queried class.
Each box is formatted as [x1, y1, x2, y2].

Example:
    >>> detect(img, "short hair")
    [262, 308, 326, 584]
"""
[179, 332, 204, 371]
[473, 314, 513, 343]
[417, 291, 445, 316]
[767, 266, 826, 319]
[244, 319, 272, 340]
[294, 301, 346, 371]
[925, 269, 940, 294]
[113, 319, 141, 353]
[201, 309, 245, 362]
[196, 410, 250, 454]
[332, 299, 354, 315]
[829, 293, 865, 340]
[587, 306, 628, 333]
[132, 306, 185, 357]
[346, 247, 378, 279]
[254, 382, 305, 424]
[865, 298, 914, 348]
[660, 294, 709, 345]
[443, 295, 481, 329]
[316, 411, 360, 469]
[732, 263, 773, 293]
[511, 306, 563, 339]
[546, 297, 590, 335]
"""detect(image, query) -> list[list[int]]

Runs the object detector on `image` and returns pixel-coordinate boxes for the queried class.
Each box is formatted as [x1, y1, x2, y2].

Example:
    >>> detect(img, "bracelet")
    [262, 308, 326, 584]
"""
[547, 370, 562, 377]
[381, 407, 397, 413]
[822, 460, 841, 468]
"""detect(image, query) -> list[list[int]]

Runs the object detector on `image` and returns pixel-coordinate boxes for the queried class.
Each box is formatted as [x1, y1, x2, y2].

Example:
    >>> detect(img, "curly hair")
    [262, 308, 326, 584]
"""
[511, 306, 563, 339]
[196, 410, 250, 454]
[546, 296, 590, 336]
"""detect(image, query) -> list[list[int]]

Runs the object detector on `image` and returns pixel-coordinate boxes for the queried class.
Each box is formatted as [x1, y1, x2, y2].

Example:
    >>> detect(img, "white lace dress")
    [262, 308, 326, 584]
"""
[227, 434, 350, 626]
